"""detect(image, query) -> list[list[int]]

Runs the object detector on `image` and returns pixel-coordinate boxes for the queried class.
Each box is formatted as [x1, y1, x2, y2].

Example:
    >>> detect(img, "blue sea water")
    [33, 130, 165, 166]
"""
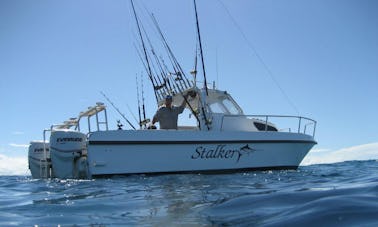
[0, 160, 377, 226]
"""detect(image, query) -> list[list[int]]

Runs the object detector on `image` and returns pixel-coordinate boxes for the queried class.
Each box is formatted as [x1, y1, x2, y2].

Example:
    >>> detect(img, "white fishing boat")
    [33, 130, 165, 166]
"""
[28, 0, 317, 179]
[29, 87, 316, 179]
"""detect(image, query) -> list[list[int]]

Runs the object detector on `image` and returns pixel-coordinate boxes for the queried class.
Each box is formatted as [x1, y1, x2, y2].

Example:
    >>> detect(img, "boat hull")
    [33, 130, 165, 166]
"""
[87, 130, 316, 176]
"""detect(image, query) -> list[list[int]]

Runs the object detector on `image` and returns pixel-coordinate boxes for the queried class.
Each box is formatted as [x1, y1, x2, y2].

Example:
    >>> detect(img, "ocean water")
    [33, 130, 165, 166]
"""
[0, 160, 377, 226]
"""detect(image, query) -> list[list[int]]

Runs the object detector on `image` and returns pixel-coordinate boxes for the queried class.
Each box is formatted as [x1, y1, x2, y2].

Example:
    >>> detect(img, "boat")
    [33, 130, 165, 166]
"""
[29, 88, 316, 179]
[28, 0, 317, 179]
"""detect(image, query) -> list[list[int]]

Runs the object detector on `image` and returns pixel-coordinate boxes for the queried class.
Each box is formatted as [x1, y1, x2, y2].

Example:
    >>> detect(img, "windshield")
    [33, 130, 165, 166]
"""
[222, 98, 240, 115]
[208, 96, 242, 115]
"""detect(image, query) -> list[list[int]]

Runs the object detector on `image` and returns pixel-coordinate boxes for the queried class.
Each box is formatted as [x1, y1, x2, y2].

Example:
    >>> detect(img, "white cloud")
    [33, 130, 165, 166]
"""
[301, 142, 378, 166]
[9, 143, 29, 148]
[310, 148, 332, 153]
[0, 154, 29, 176]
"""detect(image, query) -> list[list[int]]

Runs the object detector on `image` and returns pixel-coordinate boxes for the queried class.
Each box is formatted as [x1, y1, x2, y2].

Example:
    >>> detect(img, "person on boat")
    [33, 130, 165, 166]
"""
[151, 93, 190, 130]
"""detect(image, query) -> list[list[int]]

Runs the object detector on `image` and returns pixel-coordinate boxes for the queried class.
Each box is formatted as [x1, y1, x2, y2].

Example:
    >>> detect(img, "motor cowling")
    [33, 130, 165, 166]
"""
[50, 130, 88, 179]
[28, 141, 51, 178]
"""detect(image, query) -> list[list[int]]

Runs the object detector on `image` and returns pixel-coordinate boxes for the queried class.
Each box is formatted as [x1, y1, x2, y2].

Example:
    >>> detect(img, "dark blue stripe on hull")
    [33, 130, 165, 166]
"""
[89, 140, 316, 145]
[92, 165, 299, 178]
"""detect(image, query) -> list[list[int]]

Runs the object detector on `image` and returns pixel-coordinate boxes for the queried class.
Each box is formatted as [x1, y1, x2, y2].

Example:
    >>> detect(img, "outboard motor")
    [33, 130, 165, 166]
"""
[50, 130, 88, 179]
[28, 141, 51, 178]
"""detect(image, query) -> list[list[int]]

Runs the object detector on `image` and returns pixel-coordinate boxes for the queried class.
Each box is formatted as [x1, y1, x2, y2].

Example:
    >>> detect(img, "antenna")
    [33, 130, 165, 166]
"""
[216, 47, 219, 89]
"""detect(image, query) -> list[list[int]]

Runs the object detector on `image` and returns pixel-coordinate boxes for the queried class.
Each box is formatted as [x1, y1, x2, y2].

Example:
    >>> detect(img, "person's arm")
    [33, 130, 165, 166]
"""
[152, 115, 158, 125]
[180, 93, 191, 108]
[176, 94, 187, 114]
[152, 109, 160, 125]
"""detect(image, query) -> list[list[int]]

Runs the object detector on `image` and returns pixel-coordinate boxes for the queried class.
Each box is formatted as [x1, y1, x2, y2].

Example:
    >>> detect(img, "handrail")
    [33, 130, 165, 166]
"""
[221, 114, 317, 137]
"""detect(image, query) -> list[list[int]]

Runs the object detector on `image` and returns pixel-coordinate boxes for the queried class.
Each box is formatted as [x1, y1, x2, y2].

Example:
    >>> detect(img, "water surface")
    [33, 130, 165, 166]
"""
[1, 160, 377, 226]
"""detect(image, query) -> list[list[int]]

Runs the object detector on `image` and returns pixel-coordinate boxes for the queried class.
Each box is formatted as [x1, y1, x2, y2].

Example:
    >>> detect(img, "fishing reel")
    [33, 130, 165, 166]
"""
[117, 120, 123, 130]
[147, 124, 157, 130]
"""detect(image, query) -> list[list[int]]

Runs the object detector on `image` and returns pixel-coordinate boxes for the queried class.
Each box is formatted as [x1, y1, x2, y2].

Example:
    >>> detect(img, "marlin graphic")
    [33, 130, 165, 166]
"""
[236, 144, 257, 163]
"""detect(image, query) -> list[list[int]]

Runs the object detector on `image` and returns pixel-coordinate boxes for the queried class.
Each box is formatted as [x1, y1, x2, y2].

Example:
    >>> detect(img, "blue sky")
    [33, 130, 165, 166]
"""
[1, 0, 377, 174]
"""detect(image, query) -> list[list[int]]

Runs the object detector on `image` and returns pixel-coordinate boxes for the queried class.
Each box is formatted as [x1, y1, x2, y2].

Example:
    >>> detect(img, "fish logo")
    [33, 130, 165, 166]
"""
[236, 144, 257, 163]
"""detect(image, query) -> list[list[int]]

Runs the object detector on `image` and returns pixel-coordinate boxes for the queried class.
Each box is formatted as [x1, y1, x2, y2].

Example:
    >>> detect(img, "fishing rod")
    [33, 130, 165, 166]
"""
[174, 72, 188, 94]
[193, 0, 208, 96]
[150, 14, 192, 89]
[136, 75, 142, 129]
[151, 50, 171, 95]
[193, 0, 210, 130]
[159, 54, 192, 105]
[136, 1, 181, 93]
[159, 56, 175, 93]
[149, 52, 169, 97]
[139, 20, 171, 97]
[168, 75, 181, 95]
[133, 42, 164, 101]
[176, 71, 190, 91]
[100, 91, 136, 130]
[132, 3, 199, 126]
[153, 54, 174, 94]
[130, 0, 158, 103]
[161, 72, 174, 93]
[191, 41, 198, 88]
[125, 102, 139, 125]
[138, 32, 168, 100]
[143, 48, 165, 100]
[153, 47, 184, 97]
[157, 43, 187, 91]
[140, 74, 149, 128]
[149, 61, 166, 101]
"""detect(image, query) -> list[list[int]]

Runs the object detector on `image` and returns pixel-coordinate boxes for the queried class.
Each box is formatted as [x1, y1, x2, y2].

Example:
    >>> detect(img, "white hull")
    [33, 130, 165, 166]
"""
[87, 130, 316, 176]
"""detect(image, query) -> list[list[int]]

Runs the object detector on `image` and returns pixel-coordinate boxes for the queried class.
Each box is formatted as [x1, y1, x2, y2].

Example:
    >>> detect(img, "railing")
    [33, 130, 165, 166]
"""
[48, 102, 108, 133]
[221, 114, 317, 137]
[76, 102, 108, 133]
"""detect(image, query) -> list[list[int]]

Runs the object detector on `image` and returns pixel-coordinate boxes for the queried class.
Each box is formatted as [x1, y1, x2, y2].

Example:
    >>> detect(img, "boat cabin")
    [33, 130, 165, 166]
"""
[156, 87, 277, 132]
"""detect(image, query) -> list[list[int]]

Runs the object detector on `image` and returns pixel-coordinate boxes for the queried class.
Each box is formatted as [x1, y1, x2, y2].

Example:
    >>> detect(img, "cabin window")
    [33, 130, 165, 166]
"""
[222, 99, 240, 115]
[253, 122, 278, 131]
[208, 96, 242, 115]
[209, 102, 227, 114]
